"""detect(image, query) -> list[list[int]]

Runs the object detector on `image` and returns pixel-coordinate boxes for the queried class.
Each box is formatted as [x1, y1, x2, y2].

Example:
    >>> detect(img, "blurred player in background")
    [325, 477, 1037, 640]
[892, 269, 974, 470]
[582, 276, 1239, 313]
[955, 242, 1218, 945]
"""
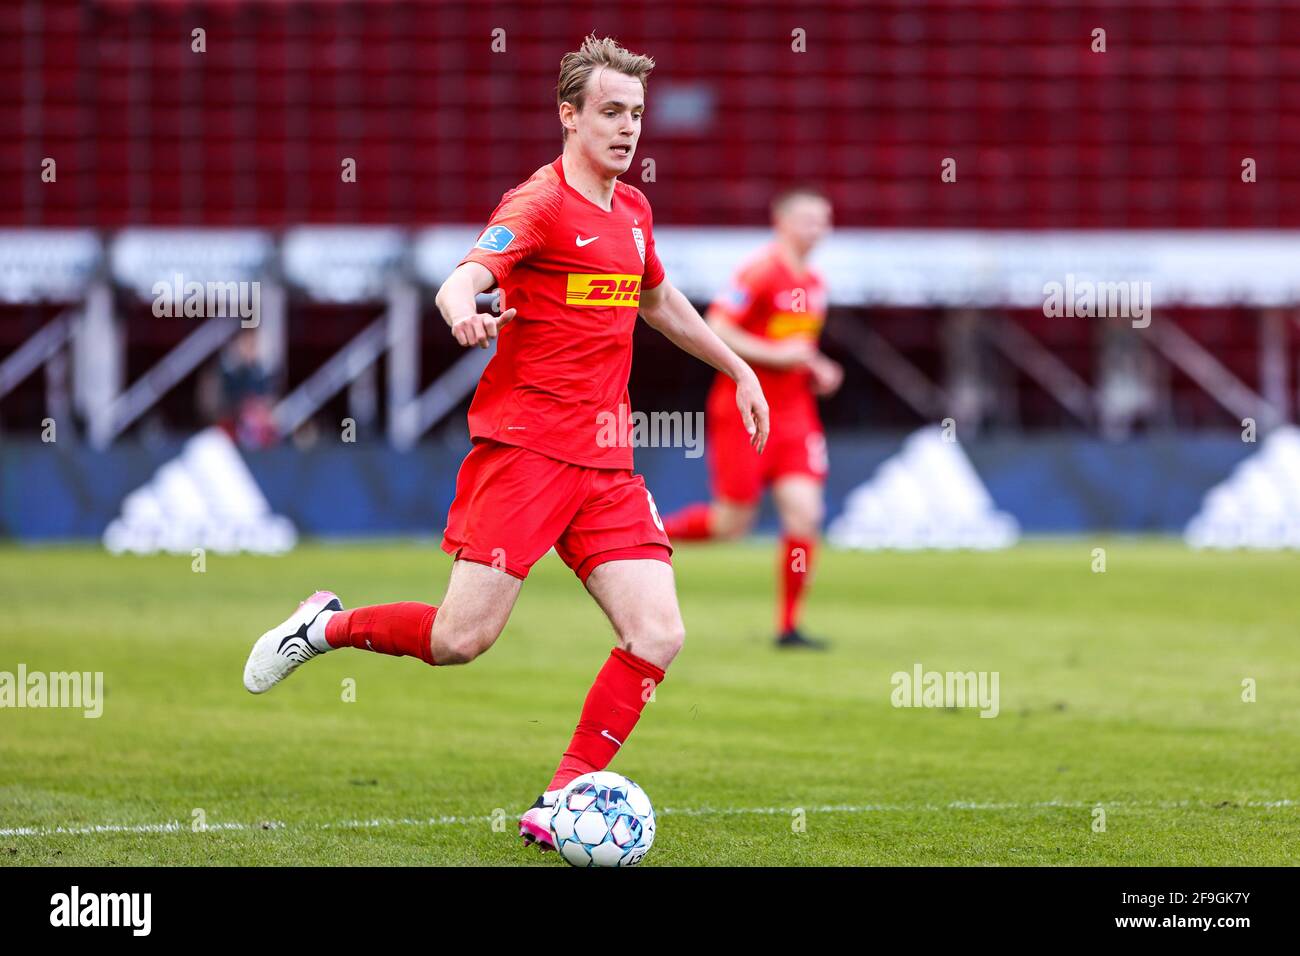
[198, 329, 278, 450]
[662, 189, 841, 649]
[241, 35, 771, 853]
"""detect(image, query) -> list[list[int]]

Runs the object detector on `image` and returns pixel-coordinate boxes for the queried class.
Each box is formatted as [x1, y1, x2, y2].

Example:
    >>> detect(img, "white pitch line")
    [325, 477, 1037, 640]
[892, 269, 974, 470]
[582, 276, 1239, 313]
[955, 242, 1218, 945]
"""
[1, 798, 1294, 838]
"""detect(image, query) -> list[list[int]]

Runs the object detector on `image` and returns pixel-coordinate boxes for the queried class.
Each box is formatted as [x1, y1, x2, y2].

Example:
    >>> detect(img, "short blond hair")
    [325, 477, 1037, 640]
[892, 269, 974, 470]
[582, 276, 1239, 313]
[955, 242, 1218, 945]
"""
[771, 186, 830, 220]
[556, 34, 655, 141]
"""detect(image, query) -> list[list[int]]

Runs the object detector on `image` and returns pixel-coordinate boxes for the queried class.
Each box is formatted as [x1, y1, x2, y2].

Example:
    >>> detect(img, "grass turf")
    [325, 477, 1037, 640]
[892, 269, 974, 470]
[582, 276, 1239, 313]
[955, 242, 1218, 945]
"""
[0, 538, 1296, 866]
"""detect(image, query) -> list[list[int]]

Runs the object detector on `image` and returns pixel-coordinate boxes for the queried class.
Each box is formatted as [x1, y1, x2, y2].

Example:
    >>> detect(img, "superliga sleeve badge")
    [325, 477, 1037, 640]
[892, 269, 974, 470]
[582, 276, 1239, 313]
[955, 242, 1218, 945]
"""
[631, 226, 646, 263]
[475, 225, 515, 253]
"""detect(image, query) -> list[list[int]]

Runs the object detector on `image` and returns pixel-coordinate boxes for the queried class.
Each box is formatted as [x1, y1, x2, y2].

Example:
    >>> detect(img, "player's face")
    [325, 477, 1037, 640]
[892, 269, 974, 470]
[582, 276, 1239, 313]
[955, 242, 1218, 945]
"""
[775, 196, 833, 255]
[574, 68, 644, 178]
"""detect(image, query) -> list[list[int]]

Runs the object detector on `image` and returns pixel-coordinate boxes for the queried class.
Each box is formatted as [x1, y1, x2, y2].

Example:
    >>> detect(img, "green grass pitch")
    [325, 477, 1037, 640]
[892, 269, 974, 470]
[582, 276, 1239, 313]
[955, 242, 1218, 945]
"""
[1, 538, 1296, 866]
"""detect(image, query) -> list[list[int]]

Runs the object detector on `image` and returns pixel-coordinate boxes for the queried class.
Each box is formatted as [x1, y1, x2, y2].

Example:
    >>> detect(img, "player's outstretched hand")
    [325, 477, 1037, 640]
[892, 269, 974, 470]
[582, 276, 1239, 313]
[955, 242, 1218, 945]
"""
[451, 308, 517, 349]
[735, 372, 770, 454]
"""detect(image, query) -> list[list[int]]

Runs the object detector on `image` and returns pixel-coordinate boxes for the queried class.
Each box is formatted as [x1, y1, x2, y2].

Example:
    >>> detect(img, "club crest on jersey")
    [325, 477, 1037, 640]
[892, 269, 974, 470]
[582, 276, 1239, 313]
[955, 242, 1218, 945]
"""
[475, 225, 515, 253]
[631, 227, 646, 263]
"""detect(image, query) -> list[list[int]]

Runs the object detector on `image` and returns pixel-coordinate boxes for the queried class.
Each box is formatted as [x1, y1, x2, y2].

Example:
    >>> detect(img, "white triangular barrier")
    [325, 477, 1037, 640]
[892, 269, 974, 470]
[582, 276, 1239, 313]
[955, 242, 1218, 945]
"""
[103, 427, 296, 555]
[1184, 425, 1300, 550]
[828, 428, 1019, 550]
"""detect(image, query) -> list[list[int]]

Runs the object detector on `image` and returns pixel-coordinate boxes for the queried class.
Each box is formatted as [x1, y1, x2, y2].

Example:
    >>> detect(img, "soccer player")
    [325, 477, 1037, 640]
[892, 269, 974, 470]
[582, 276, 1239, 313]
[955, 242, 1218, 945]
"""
[661, 189, 842, 649]
[241, 35, 770, 853]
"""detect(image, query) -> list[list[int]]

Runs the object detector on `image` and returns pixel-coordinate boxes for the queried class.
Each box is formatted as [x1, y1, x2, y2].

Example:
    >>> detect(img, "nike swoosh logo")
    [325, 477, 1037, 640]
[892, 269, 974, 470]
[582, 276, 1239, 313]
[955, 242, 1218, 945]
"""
[600, 729, 624, 748]
[576, 235, 600, 247]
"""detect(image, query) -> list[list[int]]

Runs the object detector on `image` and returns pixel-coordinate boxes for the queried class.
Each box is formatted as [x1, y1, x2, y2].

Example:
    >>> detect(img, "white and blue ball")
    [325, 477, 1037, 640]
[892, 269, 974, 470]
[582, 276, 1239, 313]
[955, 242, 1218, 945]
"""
[550, 771, 655, 867]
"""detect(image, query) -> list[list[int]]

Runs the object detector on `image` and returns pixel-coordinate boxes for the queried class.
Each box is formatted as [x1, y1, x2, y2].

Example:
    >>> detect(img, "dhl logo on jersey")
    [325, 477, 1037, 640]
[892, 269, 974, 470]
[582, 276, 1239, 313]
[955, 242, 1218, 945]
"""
[566, 274, 642, 307]
[766, 311, 824, 340]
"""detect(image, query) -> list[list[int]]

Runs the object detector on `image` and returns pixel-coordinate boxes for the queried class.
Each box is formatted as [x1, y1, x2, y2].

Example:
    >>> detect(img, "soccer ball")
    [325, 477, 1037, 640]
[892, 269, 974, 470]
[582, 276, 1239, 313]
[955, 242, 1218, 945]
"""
[550, 771, 655, 867]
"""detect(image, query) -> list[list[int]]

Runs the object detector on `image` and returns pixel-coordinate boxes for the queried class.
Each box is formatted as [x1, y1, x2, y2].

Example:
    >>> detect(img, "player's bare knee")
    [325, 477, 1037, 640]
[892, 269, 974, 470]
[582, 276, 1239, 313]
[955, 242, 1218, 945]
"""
[435, 631, 492, 665]
[715, 506, 757, 540]
[431, 615, 502, 665]
[784, 514, 822, 540]
[661, 618, 686, 662]
[620, 613, 685, 668]
[782, 502, 823, 539]
[717, 520, 749, 541]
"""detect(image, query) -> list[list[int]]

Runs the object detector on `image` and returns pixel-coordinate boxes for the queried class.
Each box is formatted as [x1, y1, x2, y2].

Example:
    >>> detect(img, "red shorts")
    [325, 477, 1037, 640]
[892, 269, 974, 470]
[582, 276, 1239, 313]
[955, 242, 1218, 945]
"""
[707, 400, 828, 505]
[442, 439, 672, 581]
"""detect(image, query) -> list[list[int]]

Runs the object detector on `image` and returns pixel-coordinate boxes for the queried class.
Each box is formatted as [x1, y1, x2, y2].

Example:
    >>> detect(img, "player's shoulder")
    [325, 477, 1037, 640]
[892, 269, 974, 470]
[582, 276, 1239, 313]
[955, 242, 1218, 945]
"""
[495, 162, 566, 219]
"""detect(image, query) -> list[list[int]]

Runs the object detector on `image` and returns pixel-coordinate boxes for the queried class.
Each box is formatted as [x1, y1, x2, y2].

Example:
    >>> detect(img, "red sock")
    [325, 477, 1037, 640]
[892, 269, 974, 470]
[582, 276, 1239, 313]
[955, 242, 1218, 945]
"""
[662, 502, 713, 541]
[325, 603, 438, 665]
[779, 535, 816, 633]
[547, 647, 665, 792]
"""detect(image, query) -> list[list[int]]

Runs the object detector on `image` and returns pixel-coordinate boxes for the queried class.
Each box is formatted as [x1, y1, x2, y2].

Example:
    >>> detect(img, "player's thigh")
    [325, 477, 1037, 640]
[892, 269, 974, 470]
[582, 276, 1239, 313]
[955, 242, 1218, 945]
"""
[443, 441, 588, 579]
[584, 558, 685, 672]
[430, 558, 523, 664]
[772, 473, 825, 537]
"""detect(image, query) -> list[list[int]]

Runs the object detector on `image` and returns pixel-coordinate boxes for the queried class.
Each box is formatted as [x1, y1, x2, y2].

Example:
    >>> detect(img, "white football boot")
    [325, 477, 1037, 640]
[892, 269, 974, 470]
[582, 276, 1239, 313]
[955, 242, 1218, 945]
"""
[243, 590, 342, 694]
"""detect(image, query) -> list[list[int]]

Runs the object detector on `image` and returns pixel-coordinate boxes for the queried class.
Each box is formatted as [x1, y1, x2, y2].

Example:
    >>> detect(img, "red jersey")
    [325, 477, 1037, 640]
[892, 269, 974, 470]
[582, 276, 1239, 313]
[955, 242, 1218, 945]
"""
[458, 156, 665, 469]
[707, 244, 828, 424]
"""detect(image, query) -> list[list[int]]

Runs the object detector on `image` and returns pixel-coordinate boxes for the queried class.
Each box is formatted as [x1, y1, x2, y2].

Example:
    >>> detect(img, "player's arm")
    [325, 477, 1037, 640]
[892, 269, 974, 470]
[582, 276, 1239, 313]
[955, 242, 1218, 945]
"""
[434, 262, 517, 349]
[640, 278, 770, 452]
[702, 271, 813, 369]
[440, 174, 559, 348]
[705, 308, 815, 370]
[706, 295, 842, 395]
[712, 315, 841, 394]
